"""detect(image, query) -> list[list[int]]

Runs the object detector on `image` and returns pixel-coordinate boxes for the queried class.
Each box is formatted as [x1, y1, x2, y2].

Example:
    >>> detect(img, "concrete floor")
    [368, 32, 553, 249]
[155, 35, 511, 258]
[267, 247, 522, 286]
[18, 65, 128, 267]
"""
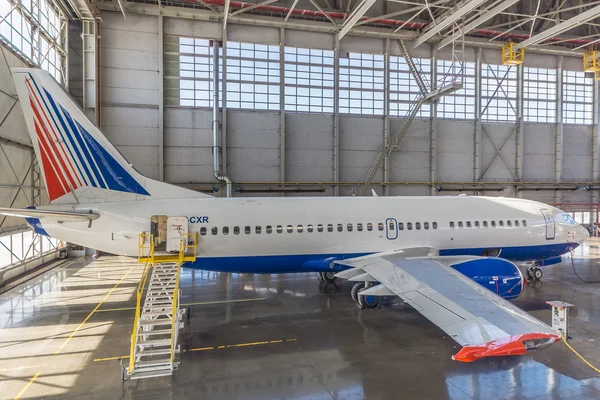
[3, 245, 600, 399]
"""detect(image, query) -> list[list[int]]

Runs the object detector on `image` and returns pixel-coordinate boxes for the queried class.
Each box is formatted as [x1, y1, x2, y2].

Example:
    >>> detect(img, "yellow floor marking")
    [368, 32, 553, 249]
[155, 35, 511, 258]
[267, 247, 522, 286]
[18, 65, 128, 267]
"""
[92, 338, 297, 362]
[95, 297, 266, 313]
[54, 265, 137, 354]
[56, 257, 83, 271]
[0, 365, 48, 373]
[13, 372, 40, 400]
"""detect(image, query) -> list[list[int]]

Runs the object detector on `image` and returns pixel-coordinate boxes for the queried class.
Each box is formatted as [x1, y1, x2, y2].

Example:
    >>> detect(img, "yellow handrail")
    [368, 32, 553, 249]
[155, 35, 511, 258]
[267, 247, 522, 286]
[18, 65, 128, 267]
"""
[129, 233, 155, 374]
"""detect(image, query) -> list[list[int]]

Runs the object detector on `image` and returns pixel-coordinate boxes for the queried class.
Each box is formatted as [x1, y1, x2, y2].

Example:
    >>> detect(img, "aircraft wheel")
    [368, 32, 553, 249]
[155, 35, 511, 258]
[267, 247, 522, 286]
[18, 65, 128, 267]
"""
[533, 267, 543, 280]
[322, 271, 337, 283]
[358, 289, 379, 309]
[351, 283, 363, 304]
[526, 268, 534, 280]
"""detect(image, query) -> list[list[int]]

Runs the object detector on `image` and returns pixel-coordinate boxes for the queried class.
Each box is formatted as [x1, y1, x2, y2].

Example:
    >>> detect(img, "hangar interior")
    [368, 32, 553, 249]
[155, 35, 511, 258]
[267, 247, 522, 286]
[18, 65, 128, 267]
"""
[3, 0, 600, 398]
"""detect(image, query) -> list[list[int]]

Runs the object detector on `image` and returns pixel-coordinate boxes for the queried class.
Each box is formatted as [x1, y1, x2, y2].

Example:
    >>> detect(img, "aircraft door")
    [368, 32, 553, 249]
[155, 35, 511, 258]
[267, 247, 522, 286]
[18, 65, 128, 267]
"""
[540, 209, 555, 240]
[386, 218, 398, 240]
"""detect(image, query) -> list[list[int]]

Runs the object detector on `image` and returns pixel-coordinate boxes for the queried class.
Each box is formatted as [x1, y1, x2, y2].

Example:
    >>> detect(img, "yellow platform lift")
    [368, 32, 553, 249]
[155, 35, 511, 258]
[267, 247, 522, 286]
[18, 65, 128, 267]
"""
[502, 42, 524, 66]
[128, 231, 197, 379]
[584, 47, 600, 80]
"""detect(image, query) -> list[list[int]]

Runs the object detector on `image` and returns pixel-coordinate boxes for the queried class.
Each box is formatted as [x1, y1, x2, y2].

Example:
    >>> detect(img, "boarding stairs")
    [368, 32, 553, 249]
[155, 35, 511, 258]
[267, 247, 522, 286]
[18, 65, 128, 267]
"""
[127, 232, 197, 379]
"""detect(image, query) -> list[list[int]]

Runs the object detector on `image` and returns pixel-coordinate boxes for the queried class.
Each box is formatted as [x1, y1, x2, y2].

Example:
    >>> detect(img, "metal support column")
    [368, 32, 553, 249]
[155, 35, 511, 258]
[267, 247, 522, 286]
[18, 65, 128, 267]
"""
[221, 28, 228, 184]
[333, 34, 340, 196]
[82, 19, 99, 125]
[158, 15, 164, 181]
[555, 56, 564, 205]
[383, 38, 390, 196]
[430, 47, 438, 196]
[515, 62, 524, 198]
[30, 152, 41, 206]
[592, 78, 599, 221]
[279, 28, 286, 195]
[474, 48, 482, 181]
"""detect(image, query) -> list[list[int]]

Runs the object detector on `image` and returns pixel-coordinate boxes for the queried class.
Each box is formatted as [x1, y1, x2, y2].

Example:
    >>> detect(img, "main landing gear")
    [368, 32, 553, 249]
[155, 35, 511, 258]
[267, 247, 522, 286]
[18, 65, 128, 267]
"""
[350, 282, 379, 309]
[526, 265, 543, 281]
[318, 272, 338, 283]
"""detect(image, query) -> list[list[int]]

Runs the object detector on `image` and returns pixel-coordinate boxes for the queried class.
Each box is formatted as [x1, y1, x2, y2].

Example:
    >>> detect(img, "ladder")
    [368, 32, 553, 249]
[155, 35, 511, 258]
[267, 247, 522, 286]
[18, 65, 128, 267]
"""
[347, 97, 425, 196]
[128, 233, 197, 379]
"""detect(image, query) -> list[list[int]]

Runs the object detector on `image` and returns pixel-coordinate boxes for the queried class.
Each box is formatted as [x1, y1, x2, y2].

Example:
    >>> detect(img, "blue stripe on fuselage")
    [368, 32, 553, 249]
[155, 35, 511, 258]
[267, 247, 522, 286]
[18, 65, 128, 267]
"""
[184, 242, 576, 273]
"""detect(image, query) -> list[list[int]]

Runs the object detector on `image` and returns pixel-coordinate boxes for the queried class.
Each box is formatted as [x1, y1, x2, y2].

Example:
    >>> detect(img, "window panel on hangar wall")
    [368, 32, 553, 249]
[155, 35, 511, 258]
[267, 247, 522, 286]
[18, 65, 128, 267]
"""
[524, 67, 556, 123]
[389, 55, 431, 118]
[436, 60, 475, 120]
[339, 51, 385, 115]
[481, 63, 517, 122]
[284, 46, 334, 114]
[562, 70, 593, 125]
[0, 0, 65, 83]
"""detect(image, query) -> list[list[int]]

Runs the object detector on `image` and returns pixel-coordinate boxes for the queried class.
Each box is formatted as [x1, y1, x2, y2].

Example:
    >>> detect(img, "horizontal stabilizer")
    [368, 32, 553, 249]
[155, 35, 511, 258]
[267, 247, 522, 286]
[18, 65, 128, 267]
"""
[0, 207, 99, 221]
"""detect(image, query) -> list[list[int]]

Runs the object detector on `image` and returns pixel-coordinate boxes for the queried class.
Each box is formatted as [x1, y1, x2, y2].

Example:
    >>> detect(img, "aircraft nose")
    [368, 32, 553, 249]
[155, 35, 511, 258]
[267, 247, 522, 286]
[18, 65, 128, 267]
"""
[575, 224, 590, 245]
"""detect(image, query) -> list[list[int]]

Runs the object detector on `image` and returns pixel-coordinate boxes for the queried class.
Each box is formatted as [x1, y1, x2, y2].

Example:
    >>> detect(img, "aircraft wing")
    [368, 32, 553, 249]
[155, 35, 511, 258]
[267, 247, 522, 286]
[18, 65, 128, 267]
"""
[333, 252, 560, 362]
[0, 207, 99, 221]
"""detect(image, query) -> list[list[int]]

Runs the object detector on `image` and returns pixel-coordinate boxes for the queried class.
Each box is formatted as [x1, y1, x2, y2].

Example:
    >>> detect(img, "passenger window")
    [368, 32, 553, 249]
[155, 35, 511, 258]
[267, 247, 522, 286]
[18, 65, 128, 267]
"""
[307, 224, 314, 233]
[466, 221, 471, 228]
[297, 225, 303, 233]
[407, 222, 413, 230]
[367, 223, 373, 231]
[491, 221, 496, 228]
[347, 223, 353, 232]
[483, 221, 488, 228]
[399, 222, 404, 230]
[211, 227, 218, 235]
[450, 221, 455, 229]
[223, 227, 229, 235]
[424, 222, 429, 230]
[337, 224, 343, 232]
[499, 221, 504, 227]
[357, 223, 363, 231]
[245, 226, 251, 234]
[200, 227, 207, 236]
[233, 226, 240, 235]
[276, 225, 283, 233]
[515, 220, 519, 227]
[458, 221, 463, 228]
[327, 224, 333, 232]
[266, 225, 272, 234]
[474, 221, 479, 228]
[432, 222, 438, 229]
[256, 226, 261, 234]
[287, 225, 293, 233]
[378, 223, 384, 231]
[317, 224, 324, 232]
[507, 220, 512, 227]
[416, 222, 421, 230]
[522, 220, 527, 227]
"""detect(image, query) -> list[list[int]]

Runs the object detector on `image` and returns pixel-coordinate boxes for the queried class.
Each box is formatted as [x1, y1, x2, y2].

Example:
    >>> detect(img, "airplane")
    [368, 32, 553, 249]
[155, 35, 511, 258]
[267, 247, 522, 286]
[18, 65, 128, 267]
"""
[0, 68, 589, 363]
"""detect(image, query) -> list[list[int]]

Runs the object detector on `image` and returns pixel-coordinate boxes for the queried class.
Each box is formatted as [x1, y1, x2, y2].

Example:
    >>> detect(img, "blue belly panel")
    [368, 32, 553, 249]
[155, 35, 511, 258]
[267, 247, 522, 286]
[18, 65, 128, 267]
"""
[184, 242, 577, 273]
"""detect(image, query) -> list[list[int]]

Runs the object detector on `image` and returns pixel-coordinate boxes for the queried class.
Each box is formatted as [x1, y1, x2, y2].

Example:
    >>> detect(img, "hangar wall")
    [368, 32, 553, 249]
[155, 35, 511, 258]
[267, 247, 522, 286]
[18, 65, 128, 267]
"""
[95, 12, 599, 210]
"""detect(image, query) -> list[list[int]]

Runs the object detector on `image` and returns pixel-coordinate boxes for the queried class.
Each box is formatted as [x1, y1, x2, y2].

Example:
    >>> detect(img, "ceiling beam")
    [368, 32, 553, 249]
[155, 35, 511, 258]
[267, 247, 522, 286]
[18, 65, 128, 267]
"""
[338, 0, 376, 39]
[309, 0, 337, 26]
[514, 4, 600, 49]
[413, 0, 488, 47]
[438, 0, 519, 49]
[230, 0, 278, 17]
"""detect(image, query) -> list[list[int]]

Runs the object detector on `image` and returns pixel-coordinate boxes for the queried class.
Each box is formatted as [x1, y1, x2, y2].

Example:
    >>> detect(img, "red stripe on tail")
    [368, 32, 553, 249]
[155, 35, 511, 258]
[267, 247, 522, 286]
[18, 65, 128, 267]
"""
[34, 120, 67, 201]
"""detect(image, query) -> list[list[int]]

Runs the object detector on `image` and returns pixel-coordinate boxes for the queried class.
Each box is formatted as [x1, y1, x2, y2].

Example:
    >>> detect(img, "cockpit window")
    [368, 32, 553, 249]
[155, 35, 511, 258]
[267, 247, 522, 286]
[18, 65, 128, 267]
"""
[562, 214, 577, 225]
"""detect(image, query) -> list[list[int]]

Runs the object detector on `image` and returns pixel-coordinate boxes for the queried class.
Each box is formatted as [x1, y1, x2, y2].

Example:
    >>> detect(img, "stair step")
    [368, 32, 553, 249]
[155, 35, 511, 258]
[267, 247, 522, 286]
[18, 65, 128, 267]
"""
[130, 369, 173, 380]
[134, 359, 172, 368]
[137, 329, 172, 336]
[141, 311, 173, 317]
[143, 306, 172, 311]
[138, 338, 171, 347]
[147, 291, 175, 297]
[144, 301, 173, 306]
[140, 319, 172, 327]
[136, 348, 172, 357]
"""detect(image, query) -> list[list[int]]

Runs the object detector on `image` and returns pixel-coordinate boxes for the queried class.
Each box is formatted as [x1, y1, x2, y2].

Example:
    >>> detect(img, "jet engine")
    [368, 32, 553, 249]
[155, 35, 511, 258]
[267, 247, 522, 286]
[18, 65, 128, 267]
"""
[449, 257, 524, 300]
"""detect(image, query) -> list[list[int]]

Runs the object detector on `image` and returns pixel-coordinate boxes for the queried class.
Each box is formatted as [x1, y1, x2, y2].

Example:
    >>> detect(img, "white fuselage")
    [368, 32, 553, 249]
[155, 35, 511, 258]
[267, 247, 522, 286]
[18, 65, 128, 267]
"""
[35, 196, 588, 273]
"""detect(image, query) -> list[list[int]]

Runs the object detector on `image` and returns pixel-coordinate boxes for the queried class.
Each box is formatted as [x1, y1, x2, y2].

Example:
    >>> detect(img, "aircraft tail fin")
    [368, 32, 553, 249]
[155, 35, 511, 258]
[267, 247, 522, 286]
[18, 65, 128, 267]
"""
[11, 68, 209, 204]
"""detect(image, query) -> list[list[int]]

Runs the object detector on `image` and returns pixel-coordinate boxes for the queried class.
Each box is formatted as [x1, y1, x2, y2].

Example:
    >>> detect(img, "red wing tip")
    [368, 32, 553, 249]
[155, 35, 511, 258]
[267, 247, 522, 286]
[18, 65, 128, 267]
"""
[452, 333, 561, 363]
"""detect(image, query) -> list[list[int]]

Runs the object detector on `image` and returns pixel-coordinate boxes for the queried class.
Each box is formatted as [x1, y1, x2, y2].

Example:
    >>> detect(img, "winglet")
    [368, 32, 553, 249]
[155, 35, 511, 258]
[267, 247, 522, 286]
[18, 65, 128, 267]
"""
[452, 333, 561, 362]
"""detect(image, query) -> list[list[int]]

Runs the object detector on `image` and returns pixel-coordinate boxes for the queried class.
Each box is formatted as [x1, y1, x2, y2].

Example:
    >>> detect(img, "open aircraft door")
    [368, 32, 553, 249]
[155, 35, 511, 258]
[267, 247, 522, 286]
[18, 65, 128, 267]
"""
[166, 216, 189, 252]
[540, 209, 555, 240]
